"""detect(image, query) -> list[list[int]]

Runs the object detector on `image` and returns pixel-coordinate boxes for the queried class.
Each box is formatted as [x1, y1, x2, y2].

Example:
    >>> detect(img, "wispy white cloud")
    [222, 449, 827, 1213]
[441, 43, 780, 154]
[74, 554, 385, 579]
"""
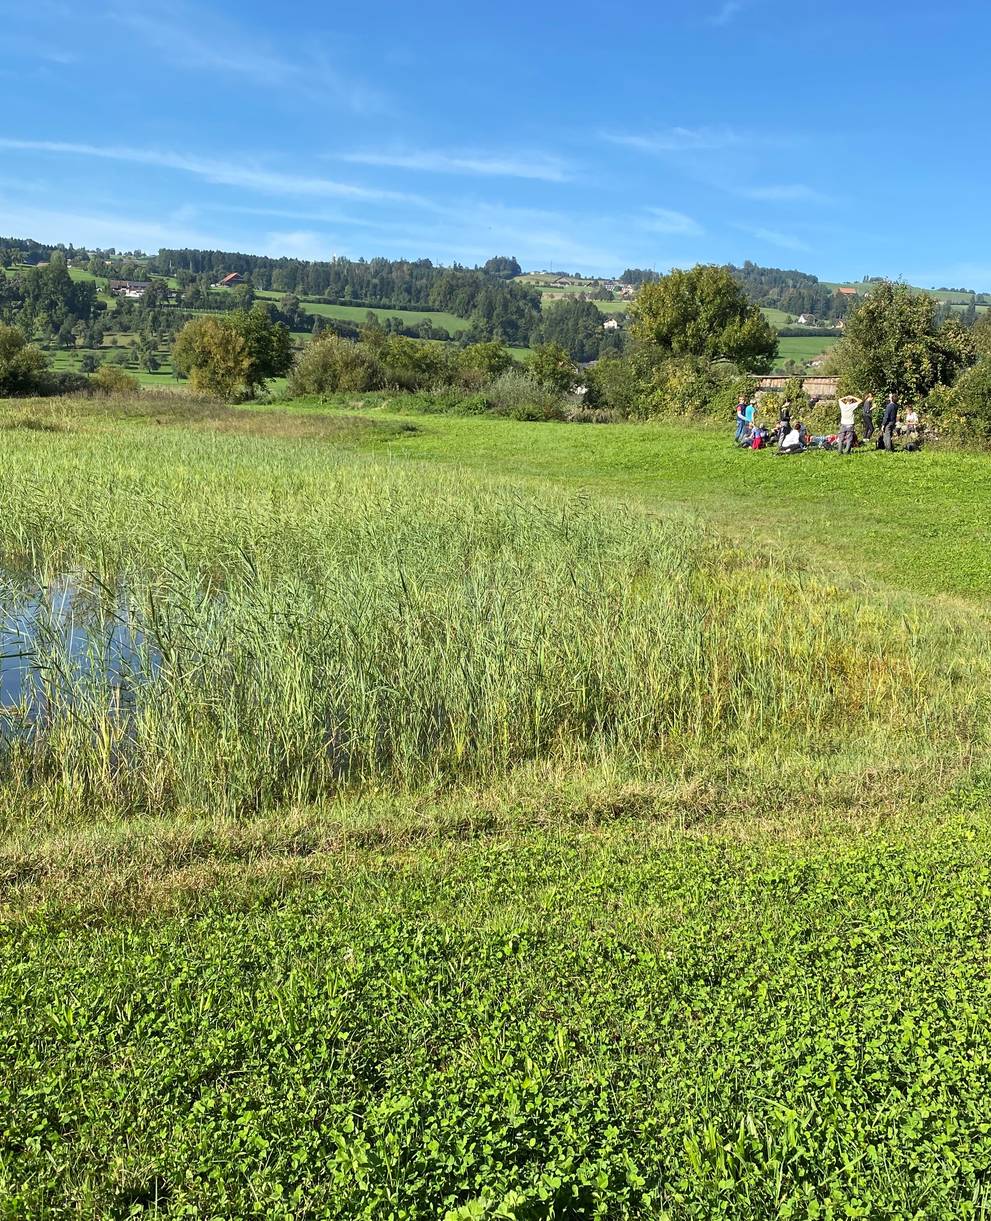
[603, 126, 744, 154]
[335, 147, 572, 182]
[709, 1, 745, 26]
[0, 198, 233, 253]
[108, 1, 384, 114]
[640, 207, 704, 236]
[263, 230, 330, 260]
[0, 138, 424, 205]
[737, 225, 812, 253]
[740, 183, 826, 203]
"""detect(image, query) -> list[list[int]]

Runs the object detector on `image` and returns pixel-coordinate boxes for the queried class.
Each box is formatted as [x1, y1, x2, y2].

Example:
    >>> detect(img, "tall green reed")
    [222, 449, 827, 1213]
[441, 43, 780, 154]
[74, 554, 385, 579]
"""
[0, 419, 987, 818]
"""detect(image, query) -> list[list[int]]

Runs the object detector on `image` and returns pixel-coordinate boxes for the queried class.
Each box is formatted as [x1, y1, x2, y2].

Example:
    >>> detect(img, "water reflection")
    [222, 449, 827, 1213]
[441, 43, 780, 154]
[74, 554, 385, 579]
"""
[0, 571, 157, 730]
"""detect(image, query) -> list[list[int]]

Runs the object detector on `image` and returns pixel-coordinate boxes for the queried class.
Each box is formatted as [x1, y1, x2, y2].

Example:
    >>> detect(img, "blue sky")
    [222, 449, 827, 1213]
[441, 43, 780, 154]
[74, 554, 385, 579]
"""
[0, 0, 988, 284]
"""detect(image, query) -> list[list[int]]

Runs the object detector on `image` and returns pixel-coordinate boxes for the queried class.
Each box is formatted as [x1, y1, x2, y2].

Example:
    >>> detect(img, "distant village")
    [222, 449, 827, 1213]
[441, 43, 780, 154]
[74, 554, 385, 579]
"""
[107, 271, 245, 300]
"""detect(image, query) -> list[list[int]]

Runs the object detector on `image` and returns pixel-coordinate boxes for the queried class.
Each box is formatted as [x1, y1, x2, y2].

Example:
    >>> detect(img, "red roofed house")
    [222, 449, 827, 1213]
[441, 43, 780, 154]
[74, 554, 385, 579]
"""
[837, 286, 858, 296]
[217, 272, 244, 288]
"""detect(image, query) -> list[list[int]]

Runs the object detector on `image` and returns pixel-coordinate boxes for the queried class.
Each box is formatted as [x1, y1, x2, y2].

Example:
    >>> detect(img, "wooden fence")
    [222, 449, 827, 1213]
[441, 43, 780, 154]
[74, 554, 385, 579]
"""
[757, 375, 840, 398]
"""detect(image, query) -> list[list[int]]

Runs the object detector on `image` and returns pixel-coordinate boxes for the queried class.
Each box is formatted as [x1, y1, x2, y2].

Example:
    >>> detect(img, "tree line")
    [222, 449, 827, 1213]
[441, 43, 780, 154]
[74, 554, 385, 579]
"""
[148, 251, 540, 344]
[726, 261, 853, 321]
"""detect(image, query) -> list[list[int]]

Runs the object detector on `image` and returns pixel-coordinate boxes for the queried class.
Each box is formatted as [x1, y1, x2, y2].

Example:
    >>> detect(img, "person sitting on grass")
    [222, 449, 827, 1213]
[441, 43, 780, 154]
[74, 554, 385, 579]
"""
[838, 395, 860, 455]
[778, 421, 806, 454]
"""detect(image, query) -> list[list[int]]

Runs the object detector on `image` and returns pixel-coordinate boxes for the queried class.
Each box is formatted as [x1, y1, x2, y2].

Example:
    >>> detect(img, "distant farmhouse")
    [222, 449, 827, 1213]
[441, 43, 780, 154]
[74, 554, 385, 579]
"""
[109, 280, 151, 299]
[602, 318, 620, 331]
[837, 286, 858, 297]
[215, 272, 245, 288]
[796, 313, 818, 326]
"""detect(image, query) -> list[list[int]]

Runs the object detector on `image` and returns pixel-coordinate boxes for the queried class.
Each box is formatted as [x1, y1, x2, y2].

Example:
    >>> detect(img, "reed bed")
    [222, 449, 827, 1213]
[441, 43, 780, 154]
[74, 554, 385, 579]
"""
[0, 414, 987, 821]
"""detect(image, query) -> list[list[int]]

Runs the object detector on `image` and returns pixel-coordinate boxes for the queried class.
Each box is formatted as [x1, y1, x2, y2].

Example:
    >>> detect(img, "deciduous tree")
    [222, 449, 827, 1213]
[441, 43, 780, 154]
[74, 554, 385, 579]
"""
[530, 343, 577, 392]
[833, 281, 974, 399]
[631, 265, 777, 372]
[172, 316, 250, 399]
[172, 307, 292, 398]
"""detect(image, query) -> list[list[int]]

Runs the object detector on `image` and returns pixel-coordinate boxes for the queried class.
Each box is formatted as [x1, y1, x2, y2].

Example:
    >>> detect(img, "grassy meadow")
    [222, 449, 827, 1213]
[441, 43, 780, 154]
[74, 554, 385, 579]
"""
[1, 393, 991, 1217]
[275, 297, 471, 334]
[773, 335, 840, 367]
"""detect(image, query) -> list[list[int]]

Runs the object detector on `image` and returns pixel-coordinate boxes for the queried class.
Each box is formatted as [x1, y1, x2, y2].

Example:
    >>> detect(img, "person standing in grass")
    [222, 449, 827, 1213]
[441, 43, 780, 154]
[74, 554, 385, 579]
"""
[838, 395, 859, 455]
[734, 396, 748, 443]
[861, 393, 875, 442]
[880, 392, 899, 451]
[743, 398, 757, 443]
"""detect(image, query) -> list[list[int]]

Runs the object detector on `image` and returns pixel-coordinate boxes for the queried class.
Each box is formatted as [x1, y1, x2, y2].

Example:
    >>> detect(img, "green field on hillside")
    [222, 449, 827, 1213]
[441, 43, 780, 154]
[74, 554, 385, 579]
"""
[48, 347, 180, 386]
[1, 392, 990, 1215]
[253, 294, 471, 334]
[825, 281, 990, 312]
[774, 335, 840, 367]
[761, 306, 792, 327]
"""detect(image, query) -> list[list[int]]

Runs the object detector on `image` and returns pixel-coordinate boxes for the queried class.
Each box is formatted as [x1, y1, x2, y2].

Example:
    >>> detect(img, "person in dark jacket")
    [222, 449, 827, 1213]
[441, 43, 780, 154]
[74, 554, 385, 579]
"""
[777, 398, 791, 446]
[880, 393, 898, 451]
[861, 393, 875, 441]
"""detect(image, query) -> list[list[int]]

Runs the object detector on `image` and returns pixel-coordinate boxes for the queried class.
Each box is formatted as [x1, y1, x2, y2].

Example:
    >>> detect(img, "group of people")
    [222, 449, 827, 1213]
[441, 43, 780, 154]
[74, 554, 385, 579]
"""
[734, 392, 922, 455]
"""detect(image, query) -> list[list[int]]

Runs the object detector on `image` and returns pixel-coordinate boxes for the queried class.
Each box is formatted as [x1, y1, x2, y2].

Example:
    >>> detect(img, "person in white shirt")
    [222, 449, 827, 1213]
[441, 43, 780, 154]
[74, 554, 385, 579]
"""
[838, 395, 860, 455]
[778, 423, 805, 454]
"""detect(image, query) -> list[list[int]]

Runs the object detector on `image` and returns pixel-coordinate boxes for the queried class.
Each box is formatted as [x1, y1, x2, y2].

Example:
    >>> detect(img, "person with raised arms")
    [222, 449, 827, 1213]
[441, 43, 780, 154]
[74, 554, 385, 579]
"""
[838, 394, 860, 455]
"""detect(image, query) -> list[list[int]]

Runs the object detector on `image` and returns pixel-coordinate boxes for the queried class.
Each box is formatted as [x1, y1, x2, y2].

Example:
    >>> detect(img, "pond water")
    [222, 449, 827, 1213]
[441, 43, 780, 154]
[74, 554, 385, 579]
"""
[0, 571, 156, 729]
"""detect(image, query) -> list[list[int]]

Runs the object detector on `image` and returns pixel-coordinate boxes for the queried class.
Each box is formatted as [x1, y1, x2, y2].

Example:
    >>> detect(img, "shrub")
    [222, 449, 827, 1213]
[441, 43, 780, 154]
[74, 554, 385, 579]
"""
[780, 376, 810, 413]
[803, 398, 840, 433]
[0, 324, 50, 397]
[387, 390, 491, 416]
[455, 342, 514, 390]
[706, 373, 761, 425]
[583, 354, 641, 416]
[44, 371, 93, 396]
[486, 371, 566, 421]
[929, 362, 991, 441]
[529, 343, 578, 393]
[563, 403, 618, 424]
[374, 334, 450, 391]
[643, 357, 722, 418]
[91, 365, 140, 395]
[289, 333, 382, 396]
